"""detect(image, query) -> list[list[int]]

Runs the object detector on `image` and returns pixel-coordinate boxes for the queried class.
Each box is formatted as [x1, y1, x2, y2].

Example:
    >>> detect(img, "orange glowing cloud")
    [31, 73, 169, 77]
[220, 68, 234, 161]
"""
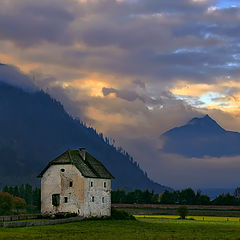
[170, 80, 240, 114]
[0, 53, 38, 73]
[63, 74, 115, 97]
[171, 81, 216, 96]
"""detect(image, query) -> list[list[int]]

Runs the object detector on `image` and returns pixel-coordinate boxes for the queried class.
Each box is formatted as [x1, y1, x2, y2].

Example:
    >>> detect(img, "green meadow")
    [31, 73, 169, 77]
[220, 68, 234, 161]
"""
[1, 217, 240, 240]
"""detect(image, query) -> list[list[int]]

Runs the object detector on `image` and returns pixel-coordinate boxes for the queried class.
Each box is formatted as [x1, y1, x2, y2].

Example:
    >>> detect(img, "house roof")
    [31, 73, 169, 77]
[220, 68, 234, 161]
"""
[38, 149, 114, 179]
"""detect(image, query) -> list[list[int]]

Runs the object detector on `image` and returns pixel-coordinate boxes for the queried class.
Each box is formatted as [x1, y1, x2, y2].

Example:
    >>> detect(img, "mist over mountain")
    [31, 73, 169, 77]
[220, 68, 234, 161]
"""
[0, 81, 170, 193]
[161, 115, 240, 158]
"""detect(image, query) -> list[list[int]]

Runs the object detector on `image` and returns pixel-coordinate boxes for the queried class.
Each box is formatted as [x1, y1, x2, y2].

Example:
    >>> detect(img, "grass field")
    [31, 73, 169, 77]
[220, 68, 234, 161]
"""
[1, 218, 240, 240]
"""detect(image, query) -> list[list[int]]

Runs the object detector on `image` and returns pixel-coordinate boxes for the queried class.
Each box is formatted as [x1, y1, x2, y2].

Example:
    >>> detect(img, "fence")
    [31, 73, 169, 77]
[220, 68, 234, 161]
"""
[1, 216, 84, 228]
[0, 214, 39, 222]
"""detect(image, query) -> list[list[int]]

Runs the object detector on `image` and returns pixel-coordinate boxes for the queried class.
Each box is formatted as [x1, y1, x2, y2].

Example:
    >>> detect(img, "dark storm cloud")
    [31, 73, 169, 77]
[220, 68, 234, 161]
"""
[0, 0, 77, 46]
[1, 0, 240, 85]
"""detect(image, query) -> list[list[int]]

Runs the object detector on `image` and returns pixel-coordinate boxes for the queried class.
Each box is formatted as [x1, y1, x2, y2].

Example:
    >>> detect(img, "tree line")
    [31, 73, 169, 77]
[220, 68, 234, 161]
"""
[1, 184, 40, 214]
[1, 185, 240, 216]
[112, 189, 159, 204]
[112, 187, 240, 205]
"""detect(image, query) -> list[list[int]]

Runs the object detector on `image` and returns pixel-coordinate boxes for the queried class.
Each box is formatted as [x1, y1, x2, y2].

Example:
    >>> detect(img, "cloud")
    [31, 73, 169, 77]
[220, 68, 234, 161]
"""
[0, 0, 240, 188]
[0, 0, 77, 47]
[102, 87, 165, 105]
[150, 152, 240, 189]
[0, 64, 36, 91]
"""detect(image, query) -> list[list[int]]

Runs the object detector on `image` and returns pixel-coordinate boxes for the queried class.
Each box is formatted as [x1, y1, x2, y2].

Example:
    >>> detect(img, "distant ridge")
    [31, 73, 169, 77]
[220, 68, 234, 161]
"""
[161, 115, 240, 157]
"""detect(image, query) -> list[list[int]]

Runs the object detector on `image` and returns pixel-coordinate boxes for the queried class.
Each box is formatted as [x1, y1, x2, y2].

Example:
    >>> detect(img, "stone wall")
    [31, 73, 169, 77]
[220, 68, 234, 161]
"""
[83, 178, 111, 217]
[41, 164, 84, 215]
[2, 216, 83, 228]
[0, 214, 39, 222]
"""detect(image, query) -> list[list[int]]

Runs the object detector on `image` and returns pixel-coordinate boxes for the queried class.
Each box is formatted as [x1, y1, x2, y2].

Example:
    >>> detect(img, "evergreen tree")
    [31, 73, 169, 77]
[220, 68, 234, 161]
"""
[2, 185, 9, 193]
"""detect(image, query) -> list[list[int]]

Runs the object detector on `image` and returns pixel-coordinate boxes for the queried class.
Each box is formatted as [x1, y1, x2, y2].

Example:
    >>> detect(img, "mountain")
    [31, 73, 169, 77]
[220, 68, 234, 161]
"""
[161, 114, 240, 157]
[0, 81, 170, 193]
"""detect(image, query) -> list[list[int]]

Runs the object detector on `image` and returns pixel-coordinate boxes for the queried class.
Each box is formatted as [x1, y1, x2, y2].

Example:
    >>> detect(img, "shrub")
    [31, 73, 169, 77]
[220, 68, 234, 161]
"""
[177, 205, 189, 219]
[110, 207, 135, 220]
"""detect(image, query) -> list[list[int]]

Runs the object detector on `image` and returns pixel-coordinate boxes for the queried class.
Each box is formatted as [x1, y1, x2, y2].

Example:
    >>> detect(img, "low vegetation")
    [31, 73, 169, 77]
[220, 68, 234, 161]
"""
[109, 208, 135, 220]
[1, 218, 240, 239]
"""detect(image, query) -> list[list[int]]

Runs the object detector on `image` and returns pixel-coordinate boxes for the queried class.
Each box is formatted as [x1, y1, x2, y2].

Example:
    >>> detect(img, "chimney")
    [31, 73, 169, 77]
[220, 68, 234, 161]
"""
[79, 148, 86, 160]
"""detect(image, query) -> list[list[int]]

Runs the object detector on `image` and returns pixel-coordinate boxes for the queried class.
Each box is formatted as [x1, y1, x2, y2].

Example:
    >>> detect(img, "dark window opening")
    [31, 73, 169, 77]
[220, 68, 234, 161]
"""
[102, 197, 104, 203]
[91, 196, 94, 202]
[64, 197, 68, 203]
[90, 181, 93, 187]
[52, 194, 60, 206]
[104, 182, 106, 188]
[61, 169, 65, 172]
[69, 181, 73, 187]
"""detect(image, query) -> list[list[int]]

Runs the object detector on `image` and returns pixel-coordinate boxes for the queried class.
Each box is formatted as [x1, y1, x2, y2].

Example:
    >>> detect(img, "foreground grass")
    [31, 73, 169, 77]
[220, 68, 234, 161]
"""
[1, 218, 240, 240]
[135, 214, 240, 222]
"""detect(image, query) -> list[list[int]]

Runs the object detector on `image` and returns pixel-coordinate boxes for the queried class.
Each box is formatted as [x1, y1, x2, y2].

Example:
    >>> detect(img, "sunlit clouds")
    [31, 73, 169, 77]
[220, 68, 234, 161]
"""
[170, 80, 240, 114]
[1, 0, 240, 187]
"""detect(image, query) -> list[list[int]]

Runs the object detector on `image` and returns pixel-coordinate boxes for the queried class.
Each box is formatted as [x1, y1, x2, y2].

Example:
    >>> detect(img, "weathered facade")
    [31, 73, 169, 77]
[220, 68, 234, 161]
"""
[38, 148, 114, 217]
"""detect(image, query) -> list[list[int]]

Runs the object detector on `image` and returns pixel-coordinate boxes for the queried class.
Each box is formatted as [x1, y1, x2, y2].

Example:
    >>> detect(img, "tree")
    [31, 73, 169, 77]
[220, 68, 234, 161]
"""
[195, 190, 210, 205]
[111, 189, 127, 204]
[180, 188, 196, 205]
[12, 196, 26, 213]
[234, 187, 240, 199]
[212, 193, 239, 206]
[2, 185, 9, 193]
[177, 206, 189, 219]
[13, 185, 19, 197]
[32, 188, 41, 211]
[25, 184, 33, 205]
[160, 190, 178, 204]
[0, 192, 13, 215]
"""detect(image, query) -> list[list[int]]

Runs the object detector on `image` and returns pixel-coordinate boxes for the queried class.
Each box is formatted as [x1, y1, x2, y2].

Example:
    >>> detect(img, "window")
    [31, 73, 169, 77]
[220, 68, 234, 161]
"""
[61, 169, 65, 172]
[64, 197, 68, 203]
[52, 194, 60, 206]
[91, 196, 94, 202]
[102, 197, 104, 203]
[104, 182, 106, 188]
[90, 181, 93, 187]
[69, 181, 73, 187]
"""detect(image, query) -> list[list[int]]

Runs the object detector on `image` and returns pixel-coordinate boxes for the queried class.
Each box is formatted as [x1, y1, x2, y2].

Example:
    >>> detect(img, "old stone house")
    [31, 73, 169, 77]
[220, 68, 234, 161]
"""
[38, 148, 114, 217]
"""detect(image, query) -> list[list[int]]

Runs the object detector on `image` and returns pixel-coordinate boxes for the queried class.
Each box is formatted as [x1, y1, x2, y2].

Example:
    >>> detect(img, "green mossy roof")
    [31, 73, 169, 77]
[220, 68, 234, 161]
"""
[38, 149, 114, 179]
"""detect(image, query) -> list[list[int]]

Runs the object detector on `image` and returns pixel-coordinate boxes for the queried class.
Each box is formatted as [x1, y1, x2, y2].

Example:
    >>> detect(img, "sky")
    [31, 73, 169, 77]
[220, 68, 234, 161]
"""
[1, 0, 240, 189]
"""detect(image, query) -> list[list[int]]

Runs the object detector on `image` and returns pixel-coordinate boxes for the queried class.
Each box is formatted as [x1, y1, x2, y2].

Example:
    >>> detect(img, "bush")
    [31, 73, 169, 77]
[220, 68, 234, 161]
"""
[110, 208, 135, 220]
[177, 205, 189, 219]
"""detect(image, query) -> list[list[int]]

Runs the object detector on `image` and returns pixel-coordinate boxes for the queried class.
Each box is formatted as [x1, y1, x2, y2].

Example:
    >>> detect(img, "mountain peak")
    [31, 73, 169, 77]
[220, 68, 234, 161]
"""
[161, 114, 240, 157]
[187, 114, 224, 131]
